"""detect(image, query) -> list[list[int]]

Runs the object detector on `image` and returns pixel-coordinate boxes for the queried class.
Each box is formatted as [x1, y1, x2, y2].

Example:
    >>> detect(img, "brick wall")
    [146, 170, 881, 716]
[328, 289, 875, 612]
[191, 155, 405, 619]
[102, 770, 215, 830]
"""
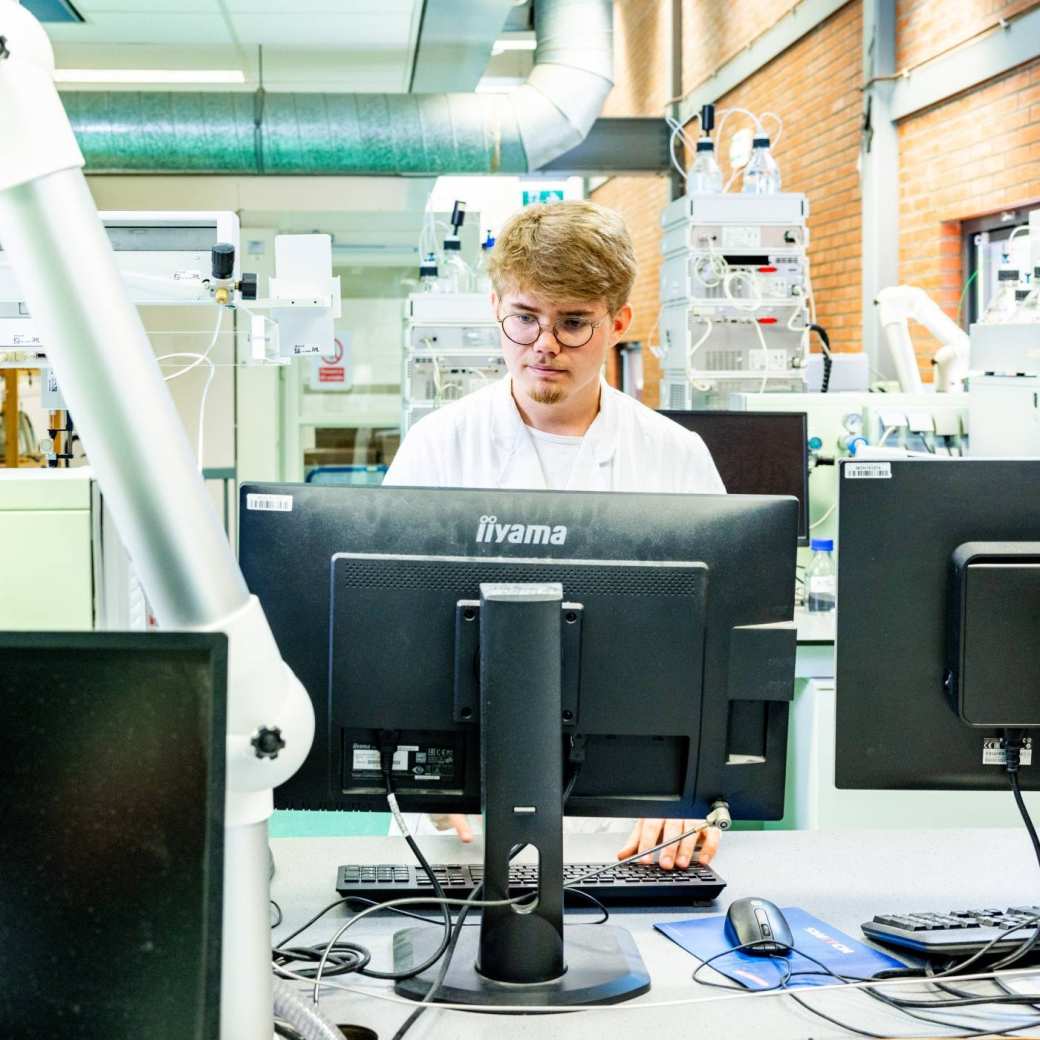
[897, 56, 1040, 368]
[682, 0, 801, 95]
[705, 1, 864, 355]
[897, 0, 1038, 70]
[593, 0, 675, 402]
[593, 0, 1040, 394]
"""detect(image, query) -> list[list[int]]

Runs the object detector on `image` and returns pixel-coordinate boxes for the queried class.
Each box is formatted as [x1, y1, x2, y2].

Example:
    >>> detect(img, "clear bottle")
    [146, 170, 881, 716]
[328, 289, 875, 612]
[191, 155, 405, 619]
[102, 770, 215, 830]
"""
[688, 139, 723, 194]
[440, 235, 473, 293]
[742, 136, 782, 194]
[418, 253, 441, 293]
[805, 538, 836, 613]
[474, 231, 495, 293]
[983, 266, 1019, 323]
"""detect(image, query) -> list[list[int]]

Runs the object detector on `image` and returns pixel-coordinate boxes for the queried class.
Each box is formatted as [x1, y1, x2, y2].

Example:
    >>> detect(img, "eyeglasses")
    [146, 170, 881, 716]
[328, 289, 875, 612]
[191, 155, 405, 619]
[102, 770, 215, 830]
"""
[498, 311, 607, 349]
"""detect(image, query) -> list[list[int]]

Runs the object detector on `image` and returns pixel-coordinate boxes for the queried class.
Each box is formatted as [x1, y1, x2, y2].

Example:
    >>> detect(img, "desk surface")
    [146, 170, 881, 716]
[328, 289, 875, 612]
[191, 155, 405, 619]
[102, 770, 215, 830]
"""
[271, 827, 1040, 1038]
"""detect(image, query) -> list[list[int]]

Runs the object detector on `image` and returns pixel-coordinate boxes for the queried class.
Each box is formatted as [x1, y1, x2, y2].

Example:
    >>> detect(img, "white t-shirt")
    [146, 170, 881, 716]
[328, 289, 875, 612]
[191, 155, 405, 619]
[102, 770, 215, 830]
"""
[526, 425, 584, 490]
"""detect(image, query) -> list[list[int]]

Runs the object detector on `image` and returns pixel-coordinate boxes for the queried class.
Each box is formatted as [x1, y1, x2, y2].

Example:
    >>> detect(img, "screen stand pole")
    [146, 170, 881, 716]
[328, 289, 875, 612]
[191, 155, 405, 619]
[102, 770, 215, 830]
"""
[393, 583, 650, 1008]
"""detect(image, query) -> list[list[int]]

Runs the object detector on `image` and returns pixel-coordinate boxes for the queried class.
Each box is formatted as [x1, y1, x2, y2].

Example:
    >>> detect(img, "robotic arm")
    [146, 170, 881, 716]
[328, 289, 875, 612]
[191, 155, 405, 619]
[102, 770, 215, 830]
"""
[876, 285, 970, 393]
[0, 6, 314, 1037]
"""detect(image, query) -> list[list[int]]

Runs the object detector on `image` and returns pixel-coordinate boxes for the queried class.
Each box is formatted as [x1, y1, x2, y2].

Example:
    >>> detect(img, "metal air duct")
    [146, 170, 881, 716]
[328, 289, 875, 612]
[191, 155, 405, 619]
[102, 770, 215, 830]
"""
[58, 0, 613, 175]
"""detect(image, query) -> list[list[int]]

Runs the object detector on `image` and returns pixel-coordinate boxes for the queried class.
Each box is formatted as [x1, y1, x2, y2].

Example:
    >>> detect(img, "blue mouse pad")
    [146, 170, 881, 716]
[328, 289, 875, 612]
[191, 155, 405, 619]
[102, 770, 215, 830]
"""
[655, 907, 906, 990]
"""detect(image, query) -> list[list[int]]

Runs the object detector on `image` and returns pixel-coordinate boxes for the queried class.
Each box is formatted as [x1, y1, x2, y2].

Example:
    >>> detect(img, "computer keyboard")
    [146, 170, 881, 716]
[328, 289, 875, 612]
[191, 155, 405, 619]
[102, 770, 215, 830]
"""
[863, 906, 1040, 958]
[336, 860, 726, 905]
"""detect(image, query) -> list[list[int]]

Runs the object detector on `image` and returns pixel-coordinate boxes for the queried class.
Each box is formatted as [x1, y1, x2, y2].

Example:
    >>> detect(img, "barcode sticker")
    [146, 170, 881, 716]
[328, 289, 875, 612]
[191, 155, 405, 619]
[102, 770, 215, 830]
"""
[246, 493, 293, 512]
[845, 462, 891, 479]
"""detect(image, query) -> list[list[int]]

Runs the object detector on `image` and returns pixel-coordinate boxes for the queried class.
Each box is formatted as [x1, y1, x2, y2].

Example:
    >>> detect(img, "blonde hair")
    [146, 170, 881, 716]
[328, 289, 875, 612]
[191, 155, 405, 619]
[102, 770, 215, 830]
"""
[487, 199, 637, 315]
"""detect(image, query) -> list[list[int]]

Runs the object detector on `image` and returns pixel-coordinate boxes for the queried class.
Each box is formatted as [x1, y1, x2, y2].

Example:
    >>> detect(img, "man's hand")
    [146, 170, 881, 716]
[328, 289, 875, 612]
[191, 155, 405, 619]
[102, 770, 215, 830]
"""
[430, 813, 474, 843]
[616, 818, 721, 870]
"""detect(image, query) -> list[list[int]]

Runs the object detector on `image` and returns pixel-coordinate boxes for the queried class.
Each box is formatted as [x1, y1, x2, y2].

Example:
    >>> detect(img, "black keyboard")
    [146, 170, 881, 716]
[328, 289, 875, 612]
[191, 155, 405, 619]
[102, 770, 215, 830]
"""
[336, 860, 726, 905]
[863, 906, 1040, 957]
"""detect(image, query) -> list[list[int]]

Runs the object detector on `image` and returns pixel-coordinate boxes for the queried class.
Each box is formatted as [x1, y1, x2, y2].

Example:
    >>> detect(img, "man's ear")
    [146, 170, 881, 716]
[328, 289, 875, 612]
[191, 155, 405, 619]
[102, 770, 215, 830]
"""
[611, 303, 634, 341]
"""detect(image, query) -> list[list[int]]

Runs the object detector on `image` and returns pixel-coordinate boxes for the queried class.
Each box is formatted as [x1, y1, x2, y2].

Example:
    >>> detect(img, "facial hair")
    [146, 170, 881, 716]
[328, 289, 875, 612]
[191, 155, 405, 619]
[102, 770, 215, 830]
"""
[528, 382, 566, 405]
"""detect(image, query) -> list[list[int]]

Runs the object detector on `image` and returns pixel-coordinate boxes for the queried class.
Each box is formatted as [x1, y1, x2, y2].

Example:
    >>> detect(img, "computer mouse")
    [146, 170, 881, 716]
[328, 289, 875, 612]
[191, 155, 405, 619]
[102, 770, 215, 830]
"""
[724, 897, 794, 955]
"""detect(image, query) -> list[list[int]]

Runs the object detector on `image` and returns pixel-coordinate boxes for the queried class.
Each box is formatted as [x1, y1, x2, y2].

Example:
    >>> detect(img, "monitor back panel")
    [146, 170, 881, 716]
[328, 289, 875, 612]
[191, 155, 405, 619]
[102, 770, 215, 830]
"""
[0, 632, 226, 1039]
[240, 484, 798, 820]
[835, 459, 1040, 790]
[660, 410, 809, 542]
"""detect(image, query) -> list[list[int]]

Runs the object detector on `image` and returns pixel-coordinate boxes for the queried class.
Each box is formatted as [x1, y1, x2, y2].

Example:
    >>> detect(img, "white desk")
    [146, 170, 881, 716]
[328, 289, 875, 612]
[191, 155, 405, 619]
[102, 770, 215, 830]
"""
[271, 828, 1040, 1038]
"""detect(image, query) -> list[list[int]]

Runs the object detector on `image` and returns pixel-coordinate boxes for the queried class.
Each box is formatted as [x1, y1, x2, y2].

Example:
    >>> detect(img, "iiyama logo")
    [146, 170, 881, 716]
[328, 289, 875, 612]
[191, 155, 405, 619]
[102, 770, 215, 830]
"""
[475, 514, 567, 546]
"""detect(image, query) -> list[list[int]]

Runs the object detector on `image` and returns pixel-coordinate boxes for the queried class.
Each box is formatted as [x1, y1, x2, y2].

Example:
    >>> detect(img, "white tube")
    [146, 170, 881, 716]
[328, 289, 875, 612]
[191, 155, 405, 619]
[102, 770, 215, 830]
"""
[876, 285, 970, 394]
[272, 980, 344, 1040]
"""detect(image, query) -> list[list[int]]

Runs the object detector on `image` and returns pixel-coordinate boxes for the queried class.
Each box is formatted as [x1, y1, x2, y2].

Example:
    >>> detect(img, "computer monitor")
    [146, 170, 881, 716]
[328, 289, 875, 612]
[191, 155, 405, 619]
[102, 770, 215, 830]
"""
[0, 632, 227, 1039]
[239, 484, 798, 821]
[659, 410, 809, 543]
[240, 483, 797, 1007]
[835, 458, 1040, 791]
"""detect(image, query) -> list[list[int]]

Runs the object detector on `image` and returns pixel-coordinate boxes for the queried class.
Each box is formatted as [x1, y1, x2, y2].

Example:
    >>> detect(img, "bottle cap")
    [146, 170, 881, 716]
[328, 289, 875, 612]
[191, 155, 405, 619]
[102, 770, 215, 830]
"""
[810, 538, 834, 552]
[752, 136, 770, 147]
[997, 268, 1019, 281]
[696, 139, 715, 152]
[443, 236, 462, 251]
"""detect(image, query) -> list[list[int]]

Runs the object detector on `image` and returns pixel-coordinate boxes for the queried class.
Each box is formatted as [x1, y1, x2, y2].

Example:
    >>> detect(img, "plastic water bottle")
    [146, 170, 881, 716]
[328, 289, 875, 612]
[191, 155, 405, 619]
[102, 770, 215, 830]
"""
[441, 235, 473, 293]
[688, 139, 722, 194]
[805, 538, 836, 613]
[983, 265, 1019, 323]
[742, 136, 782, 194]
[419, 253, 441, 293]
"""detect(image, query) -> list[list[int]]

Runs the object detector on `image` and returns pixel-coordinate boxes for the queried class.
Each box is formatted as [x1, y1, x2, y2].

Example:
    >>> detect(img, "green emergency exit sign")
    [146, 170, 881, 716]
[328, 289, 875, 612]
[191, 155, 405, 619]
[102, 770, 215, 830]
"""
[522, 189, 565, 206]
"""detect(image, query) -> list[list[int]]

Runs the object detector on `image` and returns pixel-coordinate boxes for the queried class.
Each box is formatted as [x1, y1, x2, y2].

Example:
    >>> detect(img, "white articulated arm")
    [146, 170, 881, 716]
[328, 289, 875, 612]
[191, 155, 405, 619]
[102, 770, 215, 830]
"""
[876, 285, 971, 393]
[0, 5, 313, 1038]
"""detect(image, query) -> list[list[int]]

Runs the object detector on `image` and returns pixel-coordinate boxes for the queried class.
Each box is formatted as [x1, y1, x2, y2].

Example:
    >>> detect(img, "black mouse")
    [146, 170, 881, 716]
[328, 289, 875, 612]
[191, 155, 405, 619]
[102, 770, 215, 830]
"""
[725, 897, 794, 955]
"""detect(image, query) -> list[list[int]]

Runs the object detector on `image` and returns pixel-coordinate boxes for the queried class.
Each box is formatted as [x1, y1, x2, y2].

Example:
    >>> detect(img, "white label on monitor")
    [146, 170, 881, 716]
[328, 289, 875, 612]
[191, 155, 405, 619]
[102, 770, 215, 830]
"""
[845, 462, 891, 479]
[352, 745, 417, 772]
[246, 493, 293, 512]
[983, 737, 1032, 767]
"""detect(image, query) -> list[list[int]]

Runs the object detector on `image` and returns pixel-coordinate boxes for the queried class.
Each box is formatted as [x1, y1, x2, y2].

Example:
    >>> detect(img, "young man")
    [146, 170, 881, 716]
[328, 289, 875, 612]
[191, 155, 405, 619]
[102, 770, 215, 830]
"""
[385, 200, 725, 871]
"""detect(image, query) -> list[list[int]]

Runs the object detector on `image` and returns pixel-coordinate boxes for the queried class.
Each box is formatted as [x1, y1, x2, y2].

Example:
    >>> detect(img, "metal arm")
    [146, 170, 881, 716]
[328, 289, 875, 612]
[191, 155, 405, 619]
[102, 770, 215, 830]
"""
[0, 6, 314, 1037]
[876, 285, 970, 393]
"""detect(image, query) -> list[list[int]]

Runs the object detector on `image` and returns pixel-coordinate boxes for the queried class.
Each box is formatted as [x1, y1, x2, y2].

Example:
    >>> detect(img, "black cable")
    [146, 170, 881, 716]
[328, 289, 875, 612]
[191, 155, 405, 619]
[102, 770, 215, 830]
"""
[391, 758, 588, 1040]
[273, 1022, 306, 1040]
[808, 323, 831, 393]
[270, 899, 283, 929]
[365, 758, 453, 982]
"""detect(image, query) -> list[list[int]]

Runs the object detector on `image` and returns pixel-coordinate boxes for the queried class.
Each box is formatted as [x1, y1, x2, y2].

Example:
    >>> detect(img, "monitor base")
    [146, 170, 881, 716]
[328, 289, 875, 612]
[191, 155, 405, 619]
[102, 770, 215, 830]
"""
[392, 924, 651, 1008]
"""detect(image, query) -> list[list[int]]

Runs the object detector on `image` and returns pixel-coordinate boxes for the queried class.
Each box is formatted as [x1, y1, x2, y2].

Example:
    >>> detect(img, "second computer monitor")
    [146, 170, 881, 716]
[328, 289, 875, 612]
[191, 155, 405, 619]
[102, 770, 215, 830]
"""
[835, 458, 1040, 791]
[660, 410, 809, 543]
[240, 484, 799, 821]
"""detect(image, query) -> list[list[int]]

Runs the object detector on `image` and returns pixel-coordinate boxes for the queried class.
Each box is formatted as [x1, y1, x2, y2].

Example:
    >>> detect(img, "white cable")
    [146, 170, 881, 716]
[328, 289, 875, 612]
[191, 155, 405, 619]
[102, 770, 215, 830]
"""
[1008, 225, 1030, 245]
[754, 319, 771, 394]
[877, 424, 899, 447]
[687, 318, 712, 380]
[809, 503, 836, 531]
[155, 306, 225, 381]
[760, 111, 783, 147]
[274, 963, 1040, 1017]
[723, 269, 762, 312]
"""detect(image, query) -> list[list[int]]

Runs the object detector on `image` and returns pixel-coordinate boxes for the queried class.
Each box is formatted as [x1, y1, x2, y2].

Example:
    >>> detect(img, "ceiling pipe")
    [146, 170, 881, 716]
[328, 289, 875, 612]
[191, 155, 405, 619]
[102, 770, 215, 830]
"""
[59, 0, 613, 175]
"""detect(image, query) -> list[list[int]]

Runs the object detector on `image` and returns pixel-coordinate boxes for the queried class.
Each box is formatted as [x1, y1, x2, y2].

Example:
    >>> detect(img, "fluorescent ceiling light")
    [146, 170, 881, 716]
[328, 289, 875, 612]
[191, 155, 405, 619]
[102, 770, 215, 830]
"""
[54, 69, 246, 84]
[492, 36, 537, 56]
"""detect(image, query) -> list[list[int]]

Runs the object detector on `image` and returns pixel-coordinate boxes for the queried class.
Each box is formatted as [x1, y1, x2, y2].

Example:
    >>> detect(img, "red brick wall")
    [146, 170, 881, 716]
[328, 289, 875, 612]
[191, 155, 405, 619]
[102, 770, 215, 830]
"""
[705, 1, 864, 355]
[897, 0, 1038, 70]
[897, 56, 1040, 369]
[682, 0, 802, 95]
[593, 0, 675, 402]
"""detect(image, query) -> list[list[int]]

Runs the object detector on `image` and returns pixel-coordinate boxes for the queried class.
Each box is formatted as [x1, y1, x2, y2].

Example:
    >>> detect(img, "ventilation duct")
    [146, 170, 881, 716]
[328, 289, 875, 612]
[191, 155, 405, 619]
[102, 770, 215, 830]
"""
[60, 0, 613, 175]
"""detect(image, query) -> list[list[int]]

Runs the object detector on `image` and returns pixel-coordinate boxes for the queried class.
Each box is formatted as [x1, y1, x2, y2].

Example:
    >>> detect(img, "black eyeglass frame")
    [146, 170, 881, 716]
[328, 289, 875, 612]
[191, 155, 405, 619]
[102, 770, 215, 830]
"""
[496, 311, 609, 349]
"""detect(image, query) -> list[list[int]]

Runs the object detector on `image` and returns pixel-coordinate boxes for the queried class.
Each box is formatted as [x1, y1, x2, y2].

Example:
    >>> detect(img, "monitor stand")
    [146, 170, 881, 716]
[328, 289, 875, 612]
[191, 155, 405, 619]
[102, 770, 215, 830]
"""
[392, 582, 651, 1008]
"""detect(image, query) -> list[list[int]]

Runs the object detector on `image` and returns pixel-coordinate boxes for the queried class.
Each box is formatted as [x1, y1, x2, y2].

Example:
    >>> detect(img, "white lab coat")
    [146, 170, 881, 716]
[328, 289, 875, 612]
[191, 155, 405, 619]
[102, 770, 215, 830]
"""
[386, 377, 727, 838]
[385, 375, 725, 494]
